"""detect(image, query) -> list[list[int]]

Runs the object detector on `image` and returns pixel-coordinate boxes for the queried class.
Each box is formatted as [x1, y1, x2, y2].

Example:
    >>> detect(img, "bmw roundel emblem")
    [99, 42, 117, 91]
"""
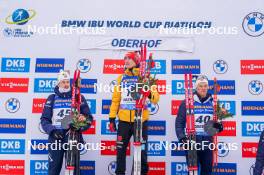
[5, 98, 20, 113]
[217, 142, 229, 157]
[242, 12, 264, 37]
[108, 161, 117, 175]
[77, 59, 91, 73]
[248, 80, 263, 95]
[213, 60, 228, 74]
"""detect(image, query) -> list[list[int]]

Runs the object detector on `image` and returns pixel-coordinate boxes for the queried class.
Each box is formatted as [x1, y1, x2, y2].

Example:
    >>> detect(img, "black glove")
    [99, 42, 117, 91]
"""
[51, 129, 64, 140]
[213, 122, 224, 132]
[109, 118, 117, 132]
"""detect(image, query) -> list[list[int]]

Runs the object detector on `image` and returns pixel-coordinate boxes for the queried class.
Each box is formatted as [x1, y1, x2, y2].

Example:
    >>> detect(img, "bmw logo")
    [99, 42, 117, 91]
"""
[108, 161, 117, 175]
[213, 60, 228, 74]
[5, 98, 20, 113]
[147, 102, 159, 115]
[242, 12, 264, 37]
[248, 80, 263, 95]
[77, 59, 91, 73]
[217, 142, 229, 157]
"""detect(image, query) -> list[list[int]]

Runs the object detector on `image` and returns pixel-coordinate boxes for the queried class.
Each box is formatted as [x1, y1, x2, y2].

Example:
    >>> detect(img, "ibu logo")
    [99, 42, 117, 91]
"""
[1, 58, 30, 72]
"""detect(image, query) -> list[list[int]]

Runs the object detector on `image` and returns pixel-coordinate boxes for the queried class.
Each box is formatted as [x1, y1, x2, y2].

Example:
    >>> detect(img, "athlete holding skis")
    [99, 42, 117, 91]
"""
[108, 51, 160, 175]
[176, 75, 223, 175]
[40, 70, 93, 175]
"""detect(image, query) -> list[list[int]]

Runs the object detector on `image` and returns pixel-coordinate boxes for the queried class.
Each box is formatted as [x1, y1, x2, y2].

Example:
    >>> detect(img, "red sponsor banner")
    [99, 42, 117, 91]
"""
[101, 140, 130, 156]
[148, 162, 165, 175]
[156, 80, 166, 95]
[242, 142, 258, 158]
[0, 160, 24, 175]
[217, 121, 236, 136]
[171, 100, 182, 115]
[241, 60, 264, 74]
[0, 78, 29, 92]
[32, 98, 46, 113]
[103, 59, 125, 74]
[83, 120, 96, 135]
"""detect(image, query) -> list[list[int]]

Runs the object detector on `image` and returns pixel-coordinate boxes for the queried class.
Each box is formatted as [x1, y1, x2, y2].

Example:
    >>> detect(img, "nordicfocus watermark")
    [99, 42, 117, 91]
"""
[28, 140, 238, 151]
[26, 24, 106, 35]
[96, 82, 168, 93]
[158, 25, 238, 35]
[29, 140, 106, 151]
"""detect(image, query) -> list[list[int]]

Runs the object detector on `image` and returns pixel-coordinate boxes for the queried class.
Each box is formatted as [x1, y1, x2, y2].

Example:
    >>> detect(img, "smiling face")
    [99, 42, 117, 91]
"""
[196, 82, 209, 98]
[124, 57, 136, 69]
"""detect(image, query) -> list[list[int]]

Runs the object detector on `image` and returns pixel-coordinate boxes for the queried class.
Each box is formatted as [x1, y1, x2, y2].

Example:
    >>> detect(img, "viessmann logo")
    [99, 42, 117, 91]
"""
[32, 98, 46, 113]
[103, 59, 125, 74]
[241, 60, 264, 74]
[242, 142, 258, 158]
[171, 100, 182, 115]
[0, 78, 29, 92]
[0, 160, 24, 175]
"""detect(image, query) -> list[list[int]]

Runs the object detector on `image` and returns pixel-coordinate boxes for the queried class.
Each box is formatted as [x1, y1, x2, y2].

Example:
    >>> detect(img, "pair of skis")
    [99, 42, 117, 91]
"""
[184, 74, 219, 174]
[184, 73, 198, 175]
[212, 77, 219, 167]
[64, 69, 81, 175]
[133, 45, 155, 175]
